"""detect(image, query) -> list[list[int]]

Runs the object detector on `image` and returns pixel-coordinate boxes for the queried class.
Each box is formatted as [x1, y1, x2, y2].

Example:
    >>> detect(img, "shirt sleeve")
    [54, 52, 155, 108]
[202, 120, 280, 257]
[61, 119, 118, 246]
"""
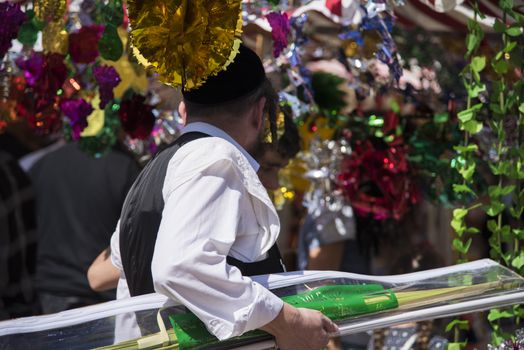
[110, 221, 122, 271]
[151, 157, 283, 340]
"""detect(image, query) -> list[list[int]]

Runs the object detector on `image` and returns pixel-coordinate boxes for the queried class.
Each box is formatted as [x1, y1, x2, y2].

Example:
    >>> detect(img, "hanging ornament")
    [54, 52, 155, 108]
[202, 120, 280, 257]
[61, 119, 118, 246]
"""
[118, 92, 155, 140]
[0, 3, 26, 61]
[61, 98, 93, 140]
[34, 0, 67, 22]
[68, 25, 104, 64]
[93, 65, 121, 108]
[126, 0, 243, 90]
[17, 9, 45, 47]
[81, 94, 105, 137]
[42, 19, 68, 55]
[266, 11, 291, 58]
[78, 100, 121, 157]
[98, 24, 123, 61]
[101, 0, 124, 27]
[15, 52, 44, 86]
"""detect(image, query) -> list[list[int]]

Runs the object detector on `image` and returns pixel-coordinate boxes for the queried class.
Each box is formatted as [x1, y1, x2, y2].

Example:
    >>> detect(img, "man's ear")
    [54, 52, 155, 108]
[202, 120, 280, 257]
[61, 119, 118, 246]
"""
[178, 101, 187, 125]
[253, 97, 266, 130]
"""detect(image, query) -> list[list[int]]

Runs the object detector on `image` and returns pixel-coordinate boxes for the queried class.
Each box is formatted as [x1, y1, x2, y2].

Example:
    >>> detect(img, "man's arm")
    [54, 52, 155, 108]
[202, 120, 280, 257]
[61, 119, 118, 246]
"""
[152, 156, 337, 349]
[87, 247, 119, 292]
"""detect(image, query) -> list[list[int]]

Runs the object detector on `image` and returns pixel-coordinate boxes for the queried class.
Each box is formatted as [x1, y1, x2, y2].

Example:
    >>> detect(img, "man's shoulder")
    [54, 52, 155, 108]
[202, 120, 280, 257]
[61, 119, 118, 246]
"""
[176, 136, 243, 163]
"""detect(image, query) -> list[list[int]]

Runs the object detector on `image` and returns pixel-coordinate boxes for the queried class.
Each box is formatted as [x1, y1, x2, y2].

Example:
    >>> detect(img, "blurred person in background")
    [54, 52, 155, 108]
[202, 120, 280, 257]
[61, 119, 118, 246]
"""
[30, 141, 140, 314]
[0, 150, 39, 320]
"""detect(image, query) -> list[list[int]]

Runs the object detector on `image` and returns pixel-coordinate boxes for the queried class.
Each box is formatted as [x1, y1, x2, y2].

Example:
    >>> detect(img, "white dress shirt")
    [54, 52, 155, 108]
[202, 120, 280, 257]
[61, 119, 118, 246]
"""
[111, 122, 283, 340]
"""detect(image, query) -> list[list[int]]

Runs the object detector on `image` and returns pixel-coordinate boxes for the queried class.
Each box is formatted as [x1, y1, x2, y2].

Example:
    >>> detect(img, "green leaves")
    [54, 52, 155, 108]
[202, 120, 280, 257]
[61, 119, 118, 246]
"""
[487, 308, 514, 322]
[457, 103, 482, 123]
[453, 238, 472, 254]
[445, 319, 470, 332]
[458, 163, 476, 181]
[493, 60, 509, 74]
[453, 184, 476, 196]
[488, 185, 515, 198]
[462, 120, 483, 134]
[485, 201, 506, 216]
[511, 251, 524, 269]
[470, 56, 486, 72]
[506, 26, 522, 37]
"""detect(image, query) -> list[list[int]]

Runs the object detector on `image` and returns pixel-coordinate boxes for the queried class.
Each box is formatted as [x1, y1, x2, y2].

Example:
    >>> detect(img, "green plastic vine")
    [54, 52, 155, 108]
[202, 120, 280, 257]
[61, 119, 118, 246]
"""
[450, 0, 524, 347]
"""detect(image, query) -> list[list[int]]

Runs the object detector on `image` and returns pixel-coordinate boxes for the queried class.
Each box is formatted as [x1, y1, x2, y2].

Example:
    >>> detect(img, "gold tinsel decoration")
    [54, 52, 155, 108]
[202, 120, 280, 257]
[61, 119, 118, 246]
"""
[43, 19, 68, 55]
[34, 0, 67, 22]
[126, 0, 243, 90]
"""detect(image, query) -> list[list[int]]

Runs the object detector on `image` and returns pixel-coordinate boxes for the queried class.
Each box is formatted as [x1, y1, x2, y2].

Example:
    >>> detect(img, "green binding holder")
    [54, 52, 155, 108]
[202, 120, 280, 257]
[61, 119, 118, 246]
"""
[170, 284, 399, 350]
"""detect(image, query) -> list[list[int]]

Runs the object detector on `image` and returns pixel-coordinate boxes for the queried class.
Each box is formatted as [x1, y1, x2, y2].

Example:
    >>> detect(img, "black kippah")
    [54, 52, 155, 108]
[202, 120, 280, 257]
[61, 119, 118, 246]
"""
[182, 44, 266, 105]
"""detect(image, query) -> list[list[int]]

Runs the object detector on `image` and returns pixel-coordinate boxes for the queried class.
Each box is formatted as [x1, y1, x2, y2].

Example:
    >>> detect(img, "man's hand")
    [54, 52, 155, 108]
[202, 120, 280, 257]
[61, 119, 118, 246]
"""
[261, 303, 339, 350]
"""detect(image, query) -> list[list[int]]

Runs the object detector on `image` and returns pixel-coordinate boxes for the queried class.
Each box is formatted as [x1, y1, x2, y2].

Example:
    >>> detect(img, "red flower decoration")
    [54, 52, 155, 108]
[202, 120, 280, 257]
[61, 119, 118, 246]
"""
[68, 25, 104, 64]
[14, 53, 67, 134]
[337, 138, 420, 220]
[118, 94, 155, 140]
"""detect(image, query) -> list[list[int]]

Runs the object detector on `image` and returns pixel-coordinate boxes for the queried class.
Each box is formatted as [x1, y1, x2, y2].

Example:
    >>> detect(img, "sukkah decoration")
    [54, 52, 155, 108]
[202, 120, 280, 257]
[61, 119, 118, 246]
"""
[17, 9, 45, 47]
[14, 52, 67, 134]
[42, 18, 69, 55]
[126, 0, 243, 90]
[0, 3, 26, 61]
[68, 25, 105, 64]
[77, 100, 122, 157]
[34, 0, 67, 22]
[266, 11, 291, 58]
[93, 65, 121, 109]
[338, 136, 419, 220]
[488, 329, 524, 350]
[61, 98, 93, 140]
[118, 91, 155, 140]
[98, 0, 124, 61]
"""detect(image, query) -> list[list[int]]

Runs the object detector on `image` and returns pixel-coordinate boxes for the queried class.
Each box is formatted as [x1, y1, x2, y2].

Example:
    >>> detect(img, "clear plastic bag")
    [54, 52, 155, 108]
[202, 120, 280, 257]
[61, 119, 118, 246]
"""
[1, 259, 524, 350]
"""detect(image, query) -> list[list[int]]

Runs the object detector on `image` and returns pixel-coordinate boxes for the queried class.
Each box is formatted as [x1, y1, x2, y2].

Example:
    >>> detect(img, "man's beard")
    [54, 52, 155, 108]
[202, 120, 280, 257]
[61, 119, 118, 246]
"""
[248, 125, 267, 159]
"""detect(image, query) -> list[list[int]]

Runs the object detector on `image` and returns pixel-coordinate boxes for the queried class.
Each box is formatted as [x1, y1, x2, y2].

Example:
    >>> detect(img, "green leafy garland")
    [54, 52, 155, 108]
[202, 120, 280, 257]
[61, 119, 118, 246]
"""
[449, 0, 524, 347]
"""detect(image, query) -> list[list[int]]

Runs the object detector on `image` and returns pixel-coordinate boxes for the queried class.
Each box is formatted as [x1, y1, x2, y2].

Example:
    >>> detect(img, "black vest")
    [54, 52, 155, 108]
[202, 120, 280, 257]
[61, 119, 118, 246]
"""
[119, 132, 284, 297]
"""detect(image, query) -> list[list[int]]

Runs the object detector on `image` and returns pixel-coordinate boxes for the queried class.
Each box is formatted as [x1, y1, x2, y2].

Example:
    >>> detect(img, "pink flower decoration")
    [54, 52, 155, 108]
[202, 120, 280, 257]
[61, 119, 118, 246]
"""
[266, 12, 291, 58]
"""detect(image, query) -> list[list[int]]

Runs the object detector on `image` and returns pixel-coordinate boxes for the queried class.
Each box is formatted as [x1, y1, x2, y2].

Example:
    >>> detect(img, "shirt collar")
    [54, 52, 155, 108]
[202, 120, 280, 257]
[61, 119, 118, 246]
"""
[181, 122, 260, 172]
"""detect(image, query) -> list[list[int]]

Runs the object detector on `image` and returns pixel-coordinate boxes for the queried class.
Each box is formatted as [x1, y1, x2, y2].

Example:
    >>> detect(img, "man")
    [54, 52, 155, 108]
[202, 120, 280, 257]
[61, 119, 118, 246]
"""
[30, 141, 140, 313]
[0, 150, 39, 320]
[110, 44, 337, 349]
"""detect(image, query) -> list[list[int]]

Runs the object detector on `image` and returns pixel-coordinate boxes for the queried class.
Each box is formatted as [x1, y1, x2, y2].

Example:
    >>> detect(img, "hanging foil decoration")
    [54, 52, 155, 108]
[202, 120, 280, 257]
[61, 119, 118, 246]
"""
[266, 11, 291, 58]
[126, 0, 243, 90]
[42, 19, 69, 55]
[93, 65, 121, 109]
[78, 100, 122, 158]
[0, 3, 26, 61]
[34, 0, 67, 22]
[61, 98, 93, 140]
[98, 0, 124, 61]
[17, 9, 45, 47]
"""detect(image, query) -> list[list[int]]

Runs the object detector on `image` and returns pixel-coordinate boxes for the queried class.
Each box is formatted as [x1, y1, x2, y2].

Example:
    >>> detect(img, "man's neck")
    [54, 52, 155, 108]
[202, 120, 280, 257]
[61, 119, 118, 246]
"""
[186, 118, 250, 151]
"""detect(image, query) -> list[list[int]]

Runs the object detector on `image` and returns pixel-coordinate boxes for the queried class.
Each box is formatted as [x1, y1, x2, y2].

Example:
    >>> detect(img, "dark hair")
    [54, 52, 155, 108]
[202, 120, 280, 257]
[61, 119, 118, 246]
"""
[276, 112, 300, 159]
[184, 78, 278, 123]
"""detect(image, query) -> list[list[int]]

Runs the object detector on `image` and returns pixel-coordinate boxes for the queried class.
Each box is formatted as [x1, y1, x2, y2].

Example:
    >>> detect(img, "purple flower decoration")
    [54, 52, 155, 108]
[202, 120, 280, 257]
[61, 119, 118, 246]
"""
[61, 98, 93, 140]
[266, 12, 291, 58]
[15, 52, 44, 86]
[93, 65, 121, 108]
[0, 3, 26, 61]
